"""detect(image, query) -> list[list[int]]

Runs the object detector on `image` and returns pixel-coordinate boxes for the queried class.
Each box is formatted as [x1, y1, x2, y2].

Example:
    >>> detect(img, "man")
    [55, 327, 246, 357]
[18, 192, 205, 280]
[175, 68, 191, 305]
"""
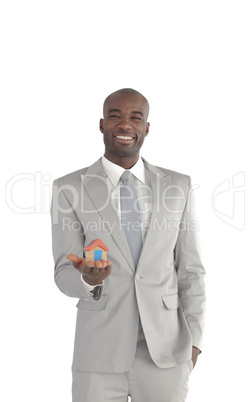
[51, 88, 206, 401]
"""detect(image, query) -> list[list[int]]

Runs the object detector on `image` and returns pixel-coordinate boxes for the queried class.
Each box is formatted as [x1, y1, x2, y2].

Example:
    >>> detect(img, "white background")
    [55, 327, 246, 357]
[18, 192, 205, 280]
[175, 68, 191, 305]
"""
[1, 1, 249, 401]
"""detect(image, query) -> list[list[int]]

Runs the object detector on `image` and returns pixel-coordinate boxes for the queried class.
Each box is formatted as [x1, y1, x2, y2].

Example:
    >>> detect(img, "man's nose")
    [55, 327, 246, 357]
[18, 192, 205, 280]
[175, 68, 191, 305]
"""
[117, 117, 132, 129]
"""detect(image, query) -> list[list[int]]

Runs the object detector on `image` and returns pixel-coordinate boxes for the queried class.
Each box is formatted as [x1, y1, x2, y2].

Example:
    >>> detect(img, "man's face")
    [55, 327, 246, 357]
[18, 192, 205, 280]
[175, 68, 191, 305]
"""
[100, 93, 150, 162]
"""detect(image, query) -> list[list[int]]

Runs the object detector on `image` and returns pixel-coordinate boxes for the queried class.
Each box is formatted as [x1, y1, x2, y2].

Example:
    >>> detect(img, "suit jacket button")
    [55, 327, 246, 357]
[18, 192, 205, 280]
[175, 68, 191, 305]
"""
[135, 274, 140, 280]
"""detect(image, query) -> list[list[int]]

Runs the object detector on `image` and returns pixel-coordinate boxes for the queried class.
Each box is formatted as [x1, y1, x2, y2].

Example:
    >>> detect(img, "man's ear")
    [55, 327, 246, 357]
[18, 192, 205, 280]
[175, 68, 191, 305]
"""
[145, 122, 150, 137]
[99, 118, 104, 133]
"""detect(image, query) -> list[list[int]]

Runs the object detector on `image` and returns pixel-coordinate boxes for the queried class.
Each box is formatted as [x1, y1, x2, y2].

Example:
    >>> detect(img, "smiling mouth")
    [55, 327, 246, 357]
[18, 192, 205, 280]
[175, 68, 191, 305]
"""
[115, 135, 135, 141]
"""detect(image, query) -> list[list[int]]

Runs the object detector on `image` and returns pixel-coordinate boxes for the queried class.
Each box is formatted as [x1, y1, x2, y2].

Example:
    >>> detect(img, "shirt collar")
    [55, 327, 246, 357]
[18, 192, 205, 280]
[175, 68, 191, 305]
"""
[101, 155, 146, 186]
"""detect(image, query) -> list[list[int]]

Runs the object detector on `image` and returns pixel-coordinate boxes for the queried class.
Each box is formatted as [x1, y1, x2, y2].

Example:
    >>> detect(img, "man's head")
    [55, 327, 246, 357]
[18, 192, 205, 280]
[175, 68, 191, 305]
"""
[100, 88, 150, 168]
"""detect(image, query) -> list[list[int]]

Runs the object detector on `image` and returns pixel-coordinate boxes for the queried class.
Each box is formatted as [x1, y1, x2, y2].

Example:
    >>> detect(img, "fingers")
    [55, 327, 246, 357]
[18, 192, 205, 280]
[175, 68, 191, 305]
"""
[85, 260, 110, 274]
[67, 254, 81, 263]
[67, 255, 112, 281]
[85, 260, 95, 268]
[67, 254, 86, 268]
[94, 259, 107, 268]
[84, 260, 112, 276]
[81, 259, 112, 285]
[105, 261, 112, 274]
[67, 255, 111, 268]
[85, 259, 110, 269]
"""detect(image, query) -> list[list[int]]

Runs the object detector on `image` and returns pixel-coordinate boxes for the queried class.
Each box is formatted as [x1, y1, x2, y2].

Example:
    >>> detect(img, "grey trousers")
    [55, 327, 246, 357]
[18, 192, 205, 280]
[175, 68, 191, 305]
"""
[72, 339, 193, 402]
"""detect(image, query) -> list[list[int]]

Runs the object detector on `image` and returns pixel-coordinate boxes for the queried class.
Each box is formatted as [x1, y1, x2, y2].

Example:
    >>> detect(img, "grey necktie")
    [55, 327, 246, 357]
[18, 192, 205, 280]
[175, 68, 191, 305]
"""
[120, 171, 143, 268]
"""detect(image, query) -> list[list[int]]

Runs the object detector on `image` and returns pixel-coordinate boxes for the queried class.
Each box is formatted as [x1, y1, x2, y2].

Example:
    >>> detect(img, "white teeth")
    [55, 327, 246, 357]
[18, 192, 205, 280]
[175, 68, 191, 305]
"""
[116, 136, 134, 140]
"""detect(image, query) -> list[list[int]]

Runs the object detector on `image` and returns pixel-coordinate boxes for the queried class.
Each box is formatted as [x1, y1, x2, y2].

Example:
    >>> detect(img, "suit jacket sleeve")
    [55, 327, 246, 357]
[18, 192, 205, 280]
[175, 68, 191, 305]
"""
[174, 176, 206, 351]
[50, 178, 103, 301]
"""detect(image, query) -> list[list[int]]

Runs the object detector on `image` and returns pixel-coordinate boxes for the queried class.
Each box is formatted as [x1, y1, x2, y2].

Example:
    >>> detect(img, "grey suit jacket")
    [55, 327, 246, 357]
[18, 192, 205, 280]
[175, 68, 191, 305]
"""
[50, 158, 206, 372]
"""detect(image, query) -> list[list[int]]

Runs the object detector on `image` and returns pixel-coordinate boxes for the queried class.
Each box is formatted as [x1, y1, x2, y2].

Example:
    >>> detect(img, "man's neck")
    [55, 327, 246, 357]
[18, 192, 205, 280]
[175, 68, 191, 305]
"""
[104, 153, 139, 170]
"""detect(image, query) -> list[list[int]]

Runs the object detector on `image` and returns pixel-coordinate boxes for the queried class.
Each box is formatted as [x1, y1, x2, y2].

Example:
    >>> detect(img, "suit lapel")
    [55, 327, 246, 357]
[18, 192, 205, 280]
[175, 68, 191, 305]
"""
[80, 158, 173, 273]
[81, 159, 135, 272]
[137, 159, 171, 269]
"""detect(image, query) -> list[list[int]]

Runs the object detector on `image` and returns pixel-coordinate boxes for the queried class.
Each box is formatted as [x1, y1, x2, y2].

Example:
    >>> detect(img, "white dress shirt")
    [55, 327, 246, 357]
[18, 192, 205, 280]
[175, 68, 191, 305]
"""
[81, 155, 152, 291]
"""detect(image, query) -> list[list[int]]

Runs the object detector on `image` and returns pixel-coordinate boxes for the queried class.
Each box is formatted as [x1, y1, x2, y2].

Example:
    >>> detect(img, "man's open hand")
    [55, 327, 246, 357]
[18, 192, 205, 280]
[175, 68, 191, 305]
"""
[67, 254, 112, 286]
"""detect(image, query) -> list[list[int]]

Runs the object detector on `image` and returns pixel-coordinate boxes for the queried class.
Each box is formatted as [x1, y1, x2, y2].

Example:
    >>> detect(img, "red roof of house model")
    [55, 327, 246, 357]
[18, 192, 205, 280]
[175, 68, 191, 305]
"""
[83, 239, 109, 251]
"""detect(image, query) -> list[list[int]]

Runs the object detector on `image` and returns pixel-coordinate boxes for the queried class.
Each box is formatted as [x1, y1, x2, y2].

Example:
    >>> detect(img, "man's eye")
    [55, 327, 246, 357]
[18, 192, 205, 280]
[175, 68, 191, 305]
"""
[109, 115, 120, 118]
[131, 116, 142, 120]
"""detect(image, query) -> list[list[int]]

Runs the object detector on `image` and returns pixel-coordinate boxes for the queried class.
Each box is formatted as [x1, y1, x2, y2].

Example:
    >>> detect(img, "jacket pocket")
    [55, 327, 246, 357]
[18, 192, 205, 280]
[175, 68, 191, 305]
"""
[76, 294, 108, 311]
[162, 294, 181, 310]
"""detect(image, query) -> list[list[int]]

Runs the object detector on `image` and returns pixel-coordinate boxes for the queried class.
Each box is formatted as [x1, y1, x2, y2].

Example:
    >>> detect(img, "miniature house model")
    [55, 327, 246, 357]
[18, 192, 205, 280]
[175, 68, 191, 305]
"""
[83, 239, 109, 262]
